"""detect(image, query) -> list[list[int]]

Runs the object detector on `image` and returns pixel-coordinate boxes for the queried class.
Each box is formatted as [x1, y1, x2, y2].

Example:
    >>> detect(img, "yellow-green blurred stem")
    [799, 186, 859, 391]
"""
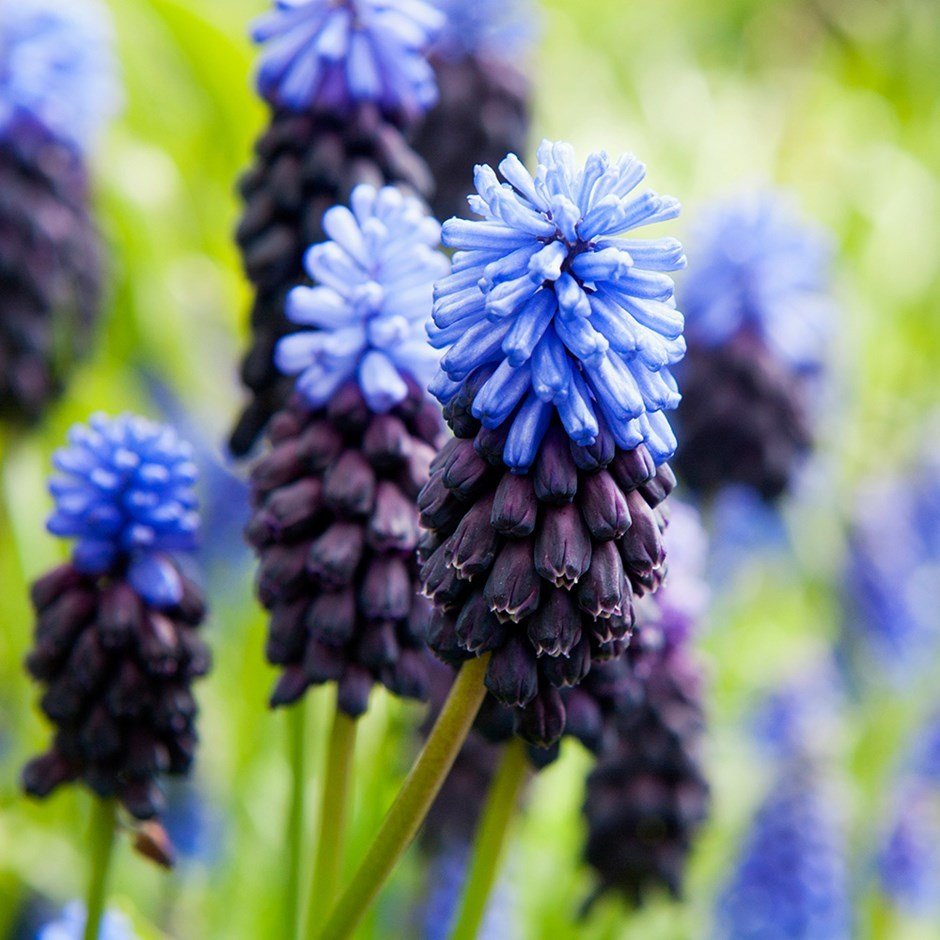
[304, 696, 358, 937]
[449, 738, 529, 940]
[83, 797, 117, 940]
[286, 701, 308, 940]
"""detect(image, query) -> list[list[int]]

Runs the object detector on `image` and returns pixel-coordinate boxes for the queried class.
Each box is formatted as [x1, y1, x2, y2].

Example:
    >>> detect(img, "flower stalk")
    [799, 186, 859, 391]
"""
[286, 702, 308, 940]
[450, 738, 529, 940]
[83, 797, 117, 940]
[317, 654, 491, 940]
[305, 696, 358, 937]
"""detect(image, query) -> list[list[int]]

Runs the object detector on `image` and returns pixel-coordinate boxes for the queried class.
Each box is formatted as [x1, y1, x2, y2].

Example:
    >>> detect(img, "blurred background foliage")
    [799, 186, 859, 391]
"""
[1, 0, 939, 937]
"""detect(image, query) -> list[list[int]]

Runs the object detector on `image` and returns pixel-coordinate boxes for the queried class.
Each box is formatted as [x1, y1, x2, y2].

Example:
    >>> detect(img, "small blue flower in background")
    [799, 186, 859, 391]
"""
[429, 0, 537, 63]
[276, 183, 449, 413]
[877, 785, 940, 917]
[253, 0, 443, 117]
[841, 462, 940, 687]
[0, 0, 120, 153]
[430, 139, 686, 470]
[705, 484, 790, 586]
[422, 845, 519, 940]
[37, 901, 136, 940]
[163, 778, 225, 867]
[713, 766, 851, 940]
[681, 191, 835, 373]
[47, 413, 199, 608]
[749, 661, 844, 764]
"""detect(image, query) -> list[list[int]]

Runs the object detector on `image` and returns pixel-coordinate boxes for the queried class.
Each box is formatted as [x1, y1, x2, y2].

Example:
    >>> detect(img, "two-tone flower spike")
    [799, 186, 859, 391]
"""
[0, 0, 119, 424]
[420, 139, 687, 750]
[231, 0, 444, 455]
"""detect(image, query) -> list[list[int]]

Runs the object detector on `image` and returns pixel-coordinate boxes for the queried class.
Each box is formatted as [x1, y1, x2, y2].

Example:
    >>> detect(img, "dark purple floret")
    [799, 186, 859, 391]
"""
[230, 104, 435, 456]
[674, 330, 812, 501]
[22, 560, 210, 821]
[0, 127, 102, 425]
[411, 55, 530, 223]
[247, 379, 443, 715]
[582, 642, 709, 907]
[419, 369, 674, 749]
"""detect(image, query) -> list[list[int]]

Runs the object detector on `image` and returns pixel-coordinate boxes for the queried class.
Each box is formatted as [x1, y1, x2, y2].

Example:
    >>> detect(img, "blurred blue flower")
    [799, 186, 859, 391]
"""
[713, 765, 851, 940]
[430, 139, 686, 470]
[749, 661, 843, 764]
[706, 484, 790, 586]
[877, 785, 940, 916]
[429, 0, 537, 63]
[163, 778, 225, 867]
[37, 901, 136, 940]
[47, 413, 199, 608]
[253, 0, 443, 118]
[276, 184, 448, 412]
[682, 191, 835, 373]
[841, 465, 940, 686]
[422, 845, 519, 940]
[0, 0, 120, 153]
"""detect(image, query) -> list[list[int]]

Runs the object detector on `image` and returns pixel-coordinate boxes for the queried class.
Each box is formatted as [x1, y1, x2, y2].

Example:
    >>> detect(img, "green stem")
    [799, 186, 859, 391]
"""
[286, 701, 308, 940]
[304, 697, 358, 936]
[317, 654, 491, 940]
[83, 798, 117, 940]
[449, 738, 529, 940]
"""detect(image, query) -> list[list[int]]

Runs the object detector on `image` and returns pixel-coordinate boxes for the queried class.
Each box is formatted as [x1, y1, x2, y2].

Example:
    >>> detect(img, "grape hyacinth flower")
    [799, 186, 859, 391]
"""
[246, 184, 447, 715]
[232, 0, 443, 455]
[877, 785, 940, 917]
[419, 140, 686, 750]
[37, 902, 137, 940]
[840, 462, 940, 688]
[22, 414, 210, 821]
[411, 0, 535, 222]
[583, 503, 710, 905]
[675, 191, 835, 500]
[0, 0, 119, 424]
[713, 764, 851, 940]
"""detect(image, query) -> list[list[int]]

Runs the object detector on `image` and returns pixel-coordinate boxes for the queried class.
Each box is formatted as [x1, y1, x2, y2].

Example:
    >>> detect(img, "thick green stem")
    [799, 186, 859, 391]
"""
[286, 701, 308, 940]
[304, 697, 358, 936]
[449, 738, 529, 940]
[317, 654, 491, 940]
[83, 798, 117, 940]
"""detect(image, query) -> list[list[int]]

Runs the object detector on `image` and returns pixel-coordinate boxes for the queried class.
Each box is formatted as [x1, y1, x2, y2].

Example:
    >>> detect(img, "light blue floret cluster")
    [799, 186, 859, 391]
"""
[429, 139, 687, 471]
[276, 183, 449, 413]
[253, 0, 443, 118]
[0, 0, 120, 153]
[682, 191, 835, 372]
[429, 0, 536, 63]
[47, 413, 199, 608]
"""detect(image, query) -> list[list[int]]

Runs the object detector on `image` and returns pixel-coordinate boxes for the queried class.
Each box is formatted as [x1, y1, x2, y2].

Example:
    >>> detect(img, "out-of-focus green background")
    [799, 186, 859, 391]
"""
[1, 0, 939, 937]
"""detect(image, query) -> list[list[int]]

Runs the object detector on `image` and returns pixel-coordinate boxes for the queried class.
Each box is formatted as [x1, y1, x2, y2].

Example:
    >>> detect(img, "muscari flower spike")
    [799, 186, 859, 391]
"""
[674, 191, 834, 500]
[419, 142, 684, 746]
[713, 764, 851, 940]
[430, 139, 686, 472]
[231, 5, 437, 456]
[411, 0, 534, 223]
[681, 190, 834, 373]
[245, 185, 446, 715]
[47, 413, 199, 608]
[23, 414, 210, 821]
[0, 0, 120, 154]
[840, 462, 940, 688]
[253, 0, 443, 118]
[276, 183, 449, 413]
